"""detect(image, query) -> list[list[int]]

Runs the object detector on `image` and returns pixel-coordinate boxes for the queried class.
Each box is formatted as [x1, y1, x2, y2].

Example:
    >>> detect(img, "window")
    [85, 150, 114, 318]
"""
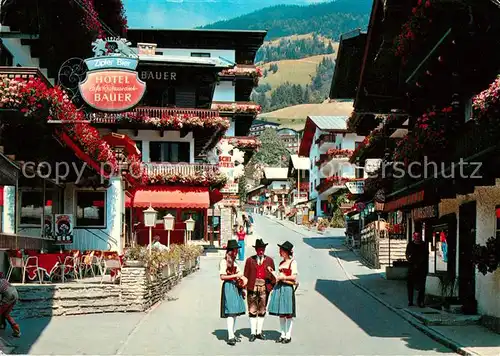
[0, 43, 13, 66]
[155, 209, 177, 223]
[149, 142, 190, 162]
[76, 191, 106, 227]
[20, 191, 56, 226]
[191, 52, 210, 58]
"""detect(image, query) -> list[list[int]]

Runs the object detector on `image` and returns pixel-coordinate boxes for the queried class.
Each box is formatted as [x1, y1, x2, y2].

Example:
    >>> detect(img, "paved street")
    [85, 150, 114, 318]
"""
[10, 215, 455, 355]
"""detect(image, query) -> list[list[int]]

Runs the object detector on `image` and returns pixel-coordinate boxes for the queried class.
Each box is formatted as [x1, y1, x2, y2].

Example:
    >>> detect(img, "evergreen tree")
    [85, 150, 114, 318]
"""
[251, 128, 290, 167]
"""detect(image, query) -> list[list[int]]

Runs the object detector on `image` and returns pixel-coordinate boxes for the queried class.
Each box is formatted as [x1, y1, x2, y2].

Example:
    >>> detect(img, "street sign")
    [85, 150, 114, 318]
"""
[345, 180, 365, 194]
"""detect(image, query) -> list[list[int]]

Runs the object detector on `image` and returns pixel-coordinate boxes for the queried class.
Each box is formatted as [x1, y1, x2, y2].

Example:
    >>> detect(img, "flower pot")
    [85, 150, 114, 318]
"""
[124, 260, 145, 268]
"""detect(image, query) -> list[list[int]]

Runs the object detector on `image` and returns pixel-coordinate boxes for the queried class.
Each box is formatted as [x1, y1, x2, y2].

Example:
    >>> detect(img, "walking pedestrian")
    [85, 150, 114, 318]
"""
[219, 240, 247, 346]
[248, 215, 254, 235]
[236, 226, 246, 261]
[243, 239, 275, 342]
[267, 241, 298, 344]
[0, 273, 20, 337]
[406, 232, 429, 307]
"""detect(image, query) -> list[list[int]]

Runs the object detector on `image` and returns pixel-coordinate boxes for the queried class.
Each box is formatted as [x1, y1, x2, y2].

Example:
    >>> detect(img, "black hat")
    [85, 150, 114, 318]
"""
[226, 239, 240, 250]
[278, 241, 294, 253]
[253, 239, 268, 248]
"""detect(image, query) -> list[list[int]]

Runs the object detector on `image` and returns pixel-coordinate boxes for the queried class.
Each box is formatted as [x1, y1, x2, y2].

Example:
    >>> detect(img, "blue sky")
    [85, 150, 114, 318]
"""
[123, 0, 327, 29]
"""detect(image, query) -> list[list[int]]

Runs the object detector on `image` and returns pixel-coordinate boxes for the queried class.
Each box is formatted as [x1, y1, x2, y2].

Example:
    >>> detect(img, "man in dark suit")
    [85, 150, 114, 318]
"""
[406, 232, 429, 307]
[244, 239, 275, 342]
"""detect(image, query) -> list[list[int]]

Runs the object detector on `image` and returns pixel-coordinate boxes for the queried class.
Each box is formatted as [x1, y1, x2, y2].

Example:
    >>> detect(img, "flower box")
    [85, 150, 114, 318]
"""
[124, 260, 145, 268]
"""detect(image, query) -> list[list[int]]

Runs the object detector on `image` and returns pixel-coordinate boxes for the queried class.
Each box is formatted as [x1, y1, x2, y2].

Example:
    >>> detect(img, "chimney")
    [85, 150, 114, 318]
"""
[137, 43, 157, 56]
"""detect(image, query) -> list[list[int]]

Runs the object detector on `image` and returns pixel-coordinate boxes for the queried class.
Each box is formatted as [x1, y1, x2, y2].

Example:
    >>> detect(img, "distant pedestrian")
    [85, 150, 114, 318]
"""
[219, 240, 247, 346]
[267, 241, 298, 344]
[406, 232, 429, 307]
[0, 274, 20, 337]
[236, 226, 246, 261]
[248, 215, 254, 235]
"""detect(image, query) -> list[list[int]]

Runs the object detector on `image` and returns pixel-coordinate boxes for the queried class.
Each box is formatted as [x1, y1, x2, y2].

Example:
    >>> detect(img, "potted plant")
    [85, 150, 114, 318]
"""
[124, 246, 147, 267]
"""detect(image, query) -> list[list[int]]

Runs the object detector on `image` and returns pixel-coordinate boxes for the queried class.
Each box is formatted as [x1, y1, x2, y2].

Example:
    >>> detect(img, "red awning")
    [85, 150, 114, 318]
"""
[209, 189, 223, 205]
[0, 186, 3, 206]
[131, 187, 210, 209]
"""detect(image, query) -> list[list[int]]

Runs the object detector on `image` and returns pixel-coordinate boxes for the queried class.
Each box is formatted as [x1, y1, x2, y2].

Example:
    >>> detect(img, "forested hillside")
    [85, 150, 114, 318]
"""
[201, 0, 371, 40]
[255, 34, 335, 63]
[252, 57, 335, 112]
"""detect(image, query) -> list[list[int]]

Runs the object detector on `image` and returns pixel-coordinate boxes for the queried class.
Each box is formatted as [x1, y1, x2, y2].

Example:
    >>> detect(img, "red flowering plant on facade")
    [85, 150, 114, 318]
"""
[393, 107, 451, 166]
[394, 0, 434, 60]
[349, 129, 384, 163]
[211, 102, 262, 115]
[225, 136, 262, 150]
[143, 170, 228, 190]
[89, 111, 230, 132]
[0, 77, 118, 174]
[219, 66, 263, 85]
[326, 148, 354, 158]
[472, 75, 500, 121]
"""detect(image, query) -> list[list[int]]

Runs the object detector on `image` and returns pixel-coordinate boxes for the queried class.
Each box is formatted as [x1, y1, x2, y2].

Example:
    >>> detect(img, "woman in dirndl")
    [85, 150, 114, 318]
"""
[220, 239, 247, 346]
[267, 241, 298, 344]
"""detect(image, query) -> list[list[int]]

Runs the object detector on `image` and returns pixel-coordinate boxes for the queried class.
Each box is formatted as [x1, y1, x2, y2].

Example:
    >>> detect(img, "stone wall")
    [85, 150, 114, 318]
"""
[12, 259, 199, 320]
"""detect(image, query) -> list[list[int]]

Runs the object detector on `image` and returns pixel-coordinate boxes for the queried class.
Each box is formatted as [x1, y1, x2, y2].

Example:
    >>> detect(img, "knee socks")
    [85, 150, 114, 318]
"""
[279, 318, 286, 337]
[226, 316, 235, 339]
[256, 316, 265, 334]
[285, 318, 293, 339]
[250, 317, 257, 335]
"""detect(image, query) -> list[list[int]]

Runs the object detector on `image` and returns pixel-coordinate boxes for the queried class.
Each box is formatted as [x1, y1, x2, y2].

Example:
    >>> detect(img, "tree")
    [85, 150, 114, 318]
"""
[251, 128, 290, 167]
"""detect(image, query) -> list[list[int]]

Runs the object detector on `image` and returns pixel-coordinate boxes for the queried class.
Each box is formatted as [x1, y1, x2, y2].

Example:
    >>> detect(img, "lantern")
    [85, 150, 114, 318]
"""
[184, 216, 196, 244]
[164, 213, 175, 248]
[143, 206, 158, 227]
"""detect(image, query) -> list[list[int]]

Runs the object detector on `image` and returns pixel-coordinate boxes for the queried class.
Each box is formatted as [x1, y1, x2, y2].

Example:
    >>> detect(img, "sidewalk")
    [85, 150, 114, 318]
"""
[267, 216, 500, 356]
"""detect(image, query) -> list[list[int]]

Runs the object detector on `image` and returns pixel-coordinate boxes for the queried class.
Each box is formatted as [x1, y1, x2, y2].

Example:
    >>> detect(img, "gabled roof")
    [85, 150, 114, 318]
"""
[263, 167, 288, 180]
[298, 108, 352, 157]
[308, 116, 348, 131]
[247, 185, 265, 195]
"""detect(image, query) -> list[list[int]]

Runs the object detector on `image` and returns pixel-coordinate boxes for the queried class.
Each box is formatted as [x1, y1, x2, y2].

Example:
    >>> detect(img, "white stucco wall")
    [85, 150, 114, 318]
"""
[2, 186, 15, 233]
[434, 182, 500, 319]
[154, 48, 236, 63]
[213, 81, 235, 102]
[99, 129, 195, 163]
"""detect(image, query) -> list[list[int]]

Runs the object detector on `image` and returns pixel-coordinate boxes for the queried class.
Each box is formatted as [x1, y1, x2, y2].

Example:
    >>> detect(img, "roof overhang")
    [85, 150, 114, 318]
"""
[330, 30, 367, 99]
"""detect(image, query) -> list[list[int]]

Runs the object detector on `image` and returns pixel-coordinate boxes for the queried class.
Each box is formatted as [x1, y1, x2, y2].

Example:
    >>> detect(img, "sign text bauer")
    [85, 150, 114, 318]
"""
[79, 69, 146, 112]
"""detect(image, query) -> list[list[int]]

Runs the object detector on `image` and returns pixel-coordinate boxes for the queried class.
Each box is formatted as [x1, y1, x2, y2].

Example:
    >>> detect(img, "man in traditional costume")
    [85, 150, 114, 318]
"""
[243, 239, 275, 342]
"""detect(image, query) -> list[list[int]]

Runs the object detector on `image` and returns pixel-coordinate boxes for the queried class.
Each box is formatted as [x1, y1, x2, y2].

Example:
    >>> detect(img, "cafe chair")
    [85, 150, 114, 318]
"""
[6, 256, 24, 282]
[23, 256, 42, 284]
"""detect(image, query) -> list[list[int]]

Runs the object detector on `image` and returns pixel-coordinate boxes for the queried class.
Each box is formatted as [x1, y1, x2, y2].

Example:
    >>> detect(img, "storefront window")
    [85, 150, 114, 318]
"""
[429, 225, 448, 274]
[20, 190, 58, 226]
[76, 191, 106, 227]
[155, 209, 177, 223]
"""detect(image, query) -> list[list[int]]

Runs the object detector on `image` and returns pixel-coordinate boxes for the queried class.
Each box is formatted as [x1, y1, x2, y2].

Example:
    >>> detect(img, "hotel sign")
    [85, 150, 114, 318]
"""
[139, 70, 177, 81]
[79, 39, 146, 112]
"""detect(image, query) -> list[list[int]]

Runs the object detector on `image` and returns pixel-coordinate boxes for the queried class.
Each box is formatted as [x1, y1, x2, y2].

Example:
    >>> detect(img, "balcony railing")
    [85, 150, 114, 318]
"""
[89, 106, 221, 124]
[0, 66, 52, 87]
[144, 163, 219, 176]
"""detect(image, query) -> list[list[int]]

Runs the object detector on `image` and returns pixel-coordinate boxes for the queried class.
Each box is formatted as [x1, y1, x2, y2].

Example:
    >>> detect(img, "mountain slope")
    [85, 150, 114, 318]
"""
[201, 0, 372, 40]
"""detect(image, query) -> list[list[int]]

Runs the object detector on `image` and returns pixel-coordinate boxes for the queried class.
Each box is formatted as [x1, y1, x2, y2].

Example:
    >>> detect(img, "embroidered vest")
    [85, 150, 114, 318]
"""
[256, 260, 266, 279]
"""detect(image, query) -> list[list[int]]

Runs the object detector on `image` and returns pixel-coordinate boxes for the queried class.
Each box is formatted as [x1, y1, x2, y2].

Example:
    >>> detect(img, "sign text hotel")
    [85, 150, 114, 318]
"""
[139, 70, 177, 81]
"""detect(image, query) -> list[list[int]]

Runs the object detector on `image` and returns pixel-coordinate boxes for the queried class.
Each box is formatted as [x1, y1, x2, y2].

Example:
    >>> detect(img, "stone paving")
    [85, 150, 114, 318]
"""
[3, 215, 461, 355]
[272, 216, 500, 356]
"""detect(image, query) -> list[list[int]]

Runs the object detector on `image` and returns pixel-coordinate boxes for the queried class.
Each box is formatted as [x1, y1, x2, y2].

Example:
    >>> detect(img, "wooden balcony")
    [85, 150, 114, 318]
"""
[89, 106, 221, 124]
[144, 163, 219, 176]
[0, 66, 52, 87]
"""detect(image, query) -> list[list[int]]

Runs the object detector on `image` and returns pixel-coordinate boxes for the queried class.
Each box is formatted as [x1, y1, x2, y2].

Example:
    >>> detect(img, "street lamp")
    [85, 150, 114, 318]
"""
[143, 205, 158, 253]
[163, 213, 175, 248]
[185, 215, 195, 244]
